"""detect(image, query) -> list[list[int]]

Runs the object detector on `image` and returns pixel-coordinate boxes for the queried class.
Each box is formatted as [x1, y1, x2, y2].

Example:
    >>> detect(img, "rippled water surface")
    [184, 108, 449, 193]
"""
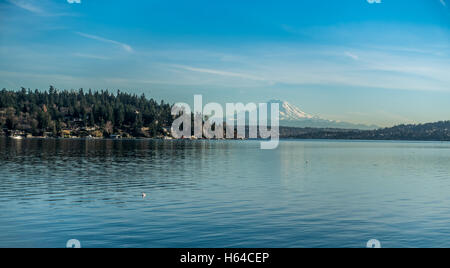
[1, 138, 450, 248]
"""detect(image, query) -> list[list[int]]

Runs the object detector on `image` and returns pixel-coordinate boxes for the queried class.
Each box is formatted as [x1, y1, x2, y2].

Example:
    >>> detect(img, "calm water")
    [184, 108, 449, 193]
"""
[1, 138, 450, 248]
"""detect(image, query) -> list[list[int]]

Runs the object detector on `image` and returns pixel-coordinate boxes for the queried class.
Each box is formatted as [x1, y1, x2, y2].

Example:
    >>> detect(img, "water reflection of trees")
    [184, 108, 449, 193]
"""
[0, 138, 234, 206]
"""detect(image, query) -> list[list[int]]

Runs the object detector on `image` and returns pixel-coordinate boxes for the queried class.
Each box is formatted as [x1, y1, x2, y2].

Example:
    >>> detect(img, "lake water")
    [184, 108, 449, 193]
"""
[1, 138, 450, 248]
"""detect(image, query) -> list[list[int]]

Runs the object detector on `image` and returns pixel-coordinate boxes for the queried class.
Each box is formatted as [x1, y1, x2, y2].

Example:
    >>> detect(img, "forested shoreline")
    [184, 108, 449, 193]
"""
[0, 87, 174, 138]
[1, 88, 450, 142]
[280, 121, 450, 141]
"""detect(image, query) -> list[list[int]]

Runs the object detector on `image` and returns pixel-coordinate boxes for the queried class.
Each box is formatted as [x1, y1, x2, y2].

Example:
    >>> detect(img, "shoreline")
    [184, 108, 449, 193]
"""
[1, 136, 449, 143]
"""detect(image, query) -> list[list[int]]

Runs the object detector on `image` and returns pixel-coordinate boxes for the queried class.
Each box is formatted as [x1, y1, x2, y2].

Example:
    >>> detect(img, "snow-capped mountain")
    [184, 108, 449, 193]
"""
[268, 100, 378, 130]
[268, 100, 314, 120]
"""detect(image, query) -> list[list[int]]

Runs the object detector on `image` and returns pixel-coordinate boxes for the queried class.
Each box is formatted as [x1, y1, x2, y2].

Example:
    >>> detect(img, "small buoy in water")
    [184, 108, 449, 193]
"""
[142, 193, 147, 199]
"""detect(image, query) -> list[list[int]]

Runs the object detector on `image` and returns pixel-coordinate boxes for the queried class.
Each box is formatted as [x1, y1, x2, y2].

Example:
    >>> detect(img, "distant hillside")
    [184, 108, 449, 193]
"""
[280, 121, 450, 141]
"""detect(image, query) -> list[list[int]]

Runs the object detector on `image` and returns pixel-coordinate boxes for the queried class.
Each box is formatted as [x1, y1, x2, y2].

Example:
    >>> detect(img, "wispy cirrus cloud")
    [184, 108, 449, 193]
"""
[5, 0, 78, 17]
[164, 43, 450, 92]
[76, 32, 134, 53]
[7, 0, 43, 14]
[171, 64, 266, 81]
[345, 52, 359, 61]
[440, 0, 447, 7]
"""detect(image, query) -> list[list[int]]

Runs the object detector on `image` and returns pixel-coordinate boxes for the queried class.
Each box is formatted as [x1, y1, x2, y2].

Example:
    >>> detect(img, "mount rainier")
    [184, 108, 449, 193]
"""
[268, 100, 378, 130]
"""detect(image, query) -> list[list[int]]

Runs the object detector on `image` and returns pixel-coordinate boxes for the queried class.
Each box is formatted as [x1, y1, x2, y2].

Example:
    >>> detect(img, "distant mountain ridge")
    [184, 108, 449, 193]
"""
[268, 100, 378, 130]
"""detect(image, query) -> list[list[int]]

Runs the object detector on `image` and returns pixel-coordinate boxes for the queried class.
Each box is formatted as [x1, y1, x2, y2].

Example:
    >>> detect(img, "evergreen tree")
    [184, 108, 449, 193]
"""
[0, 87, 174, 138]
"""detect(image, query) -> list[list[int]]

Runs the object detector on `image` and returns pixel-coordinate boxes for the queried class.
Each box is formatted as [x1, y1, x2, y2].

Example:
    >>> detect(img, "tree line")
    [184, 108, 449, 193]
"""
[0, 87, 174, 138]
[280, 121, 450, 141]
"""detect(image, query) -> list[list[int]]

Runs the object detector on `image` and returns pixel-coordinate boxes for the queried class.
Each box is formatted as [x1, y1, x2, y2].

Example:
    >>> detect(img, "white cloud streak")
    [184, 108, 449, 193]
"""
[165, 44, 450, 92]
[5, 0, 78, 17]
[440, 0, 447, 7]
[7, 0, 43, 14]
[76, 32, 133, 53]
[345, 52, 359, 61]
[171, 64, 266, 81]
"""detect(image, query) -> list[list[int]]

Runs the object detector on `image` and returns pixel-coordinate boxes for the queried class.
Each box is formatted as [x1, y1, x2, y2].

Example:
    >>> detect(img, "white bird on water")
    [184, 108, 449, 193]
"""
[142, 193, 147, 199]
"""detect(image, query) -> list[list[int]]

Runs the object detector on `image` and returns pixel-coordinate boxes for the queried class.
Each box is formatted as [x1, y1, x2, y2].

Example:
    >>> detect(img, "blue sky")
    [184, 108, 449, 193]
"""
[0, 0, 449, 126]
